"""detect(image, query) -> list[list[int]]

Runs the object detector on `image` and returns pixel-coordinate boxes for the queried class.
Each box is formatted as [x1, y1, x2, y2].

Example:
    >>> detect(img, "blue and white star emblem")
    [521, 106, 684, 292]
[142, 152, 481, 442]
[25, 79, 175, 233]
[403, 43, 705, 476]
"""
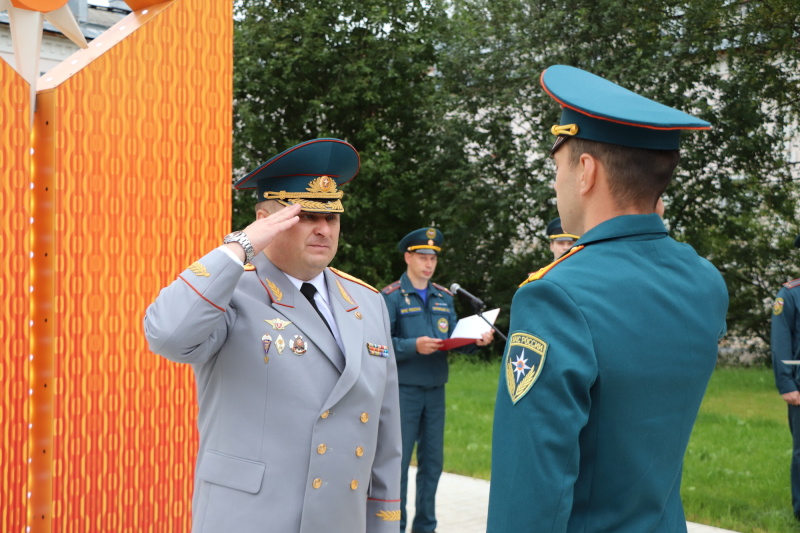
[505, 332, 548, 404]
[511, 351, 531, 382]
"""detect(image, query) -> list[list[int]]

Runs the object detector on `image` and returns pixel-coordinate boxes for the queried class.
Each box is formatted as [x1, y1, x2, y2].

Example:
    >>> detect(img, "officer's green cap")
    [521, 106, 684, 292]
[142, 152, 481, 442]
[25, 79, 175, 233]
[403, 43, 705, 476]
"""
[234, 138, 360, 213]
[541, 65, 710, 154]
[398, 228, 443, 255]
[546, 217, 579, 242]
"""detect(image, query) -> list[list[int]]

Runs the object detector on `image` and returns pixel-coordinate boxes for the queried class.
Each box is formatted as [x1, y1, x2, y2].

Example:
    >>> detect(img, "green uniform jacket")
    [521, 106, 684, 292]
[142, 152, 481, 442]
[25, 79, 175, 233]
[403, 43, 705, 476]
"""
[382, 272, 458, 387]
[772, 279, 800, 394]
[487, 214, 728, 533]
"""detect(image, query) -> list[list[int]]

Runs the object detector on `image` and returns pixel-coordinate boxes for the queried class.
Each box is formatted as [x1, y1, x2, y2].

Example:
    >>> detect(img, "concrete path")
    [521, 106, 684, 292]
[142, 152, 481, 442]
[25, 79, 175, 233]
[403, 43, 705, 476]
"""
[404, 467, 738, 533]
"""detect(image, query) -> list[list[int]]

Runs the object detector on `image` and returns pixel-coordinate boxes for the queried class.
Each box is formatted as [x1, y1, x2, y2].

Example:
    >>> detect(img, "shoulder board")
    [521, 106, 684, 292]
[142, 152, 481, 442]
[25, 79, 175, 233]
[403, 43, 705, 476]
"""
[244, 263, 256, 271]
[432, 282, 453, 296]
[329, 267, 379, 293]
[381, 280, 401, 295]
[784, 278, 800, 289]
[519, 245, 585, 288]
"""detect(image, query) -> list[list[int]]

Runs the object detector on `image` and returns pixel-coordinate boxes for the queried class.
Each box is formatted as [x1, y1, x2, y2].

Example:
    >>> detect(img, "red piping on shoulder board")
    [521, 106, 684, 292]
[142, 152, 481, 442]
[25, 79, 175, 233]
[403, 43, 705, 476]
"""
[381, 281, 401, 295]
[784, 278, 800, 289]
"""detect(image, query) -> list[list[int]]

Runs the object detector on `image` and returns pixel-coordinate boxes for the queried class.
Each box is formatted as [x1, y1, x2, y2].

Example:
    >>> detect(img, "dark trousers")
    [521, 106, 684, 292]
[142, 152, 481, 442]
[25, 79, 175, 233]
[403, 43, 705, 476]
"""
[789, 404, 800, 516]
[399, 384, 445, 533]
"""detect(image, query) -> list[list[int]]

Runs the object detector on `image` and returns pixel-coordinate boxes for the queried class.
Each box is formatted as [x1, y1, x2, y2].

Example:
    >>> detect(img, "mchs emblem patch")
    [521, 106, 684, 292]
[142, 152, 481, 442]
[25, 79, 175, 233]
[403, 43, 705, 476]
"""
[505, 332, 548, 404]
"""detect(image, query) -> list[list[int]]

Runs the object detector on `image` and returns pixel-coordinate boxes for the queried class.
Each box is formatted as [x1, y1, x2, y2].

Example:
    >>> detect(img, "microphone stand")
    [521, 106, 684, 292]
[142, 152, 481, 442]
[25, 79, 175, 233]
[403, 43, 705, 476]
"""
[476, 304, 508, 343]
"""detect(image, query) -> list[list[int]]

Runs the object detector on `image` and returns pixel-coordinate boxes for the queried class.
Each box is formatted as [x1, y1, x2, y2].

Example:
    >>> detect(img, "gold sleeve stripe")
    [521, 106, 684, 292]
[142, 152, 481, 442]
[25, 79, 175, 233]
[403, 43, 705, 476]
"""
[375, 510, 401, 521]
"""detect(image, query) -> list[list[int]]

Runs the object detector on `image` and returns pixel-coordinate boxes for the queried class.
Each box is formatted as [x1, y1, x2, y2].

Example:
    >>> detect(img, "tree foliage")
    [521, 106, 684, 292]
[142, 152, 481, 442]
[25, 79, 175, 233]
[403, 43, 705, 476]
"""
[233, 0, 800, 360]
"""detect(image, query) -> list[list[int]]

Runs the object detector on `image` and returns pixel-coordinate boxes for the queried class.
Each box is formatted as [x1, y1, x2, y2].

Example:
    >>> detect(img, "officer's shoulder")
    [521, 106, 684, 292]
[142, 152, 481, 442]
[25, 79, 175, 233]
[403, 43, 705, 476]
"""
[432, 282, 453, 296]
[518, 245, 585, 288]
[329, 267, 379, 293]
[381, 281, 401, 295]
[783, 278, 800, 290]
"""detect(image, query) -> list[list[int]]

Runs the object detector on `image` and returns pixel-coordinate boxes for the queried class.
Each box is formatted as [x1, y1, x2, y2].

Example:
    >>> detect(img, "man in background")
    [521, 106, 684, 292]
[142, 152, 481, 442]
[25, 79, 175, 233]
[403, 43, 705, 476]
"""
[545, 216, 579, 260]
[771, 234, 800, 520]
[382, 227, 493, 533]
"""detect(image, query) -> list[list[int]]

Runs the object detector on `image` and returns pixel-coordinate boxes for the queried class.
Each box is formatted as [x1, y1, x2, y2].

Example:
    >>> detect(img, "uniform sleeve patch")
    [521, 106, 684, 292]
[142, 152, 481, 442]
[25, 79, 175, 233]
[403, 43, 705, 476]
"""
[774, 297, 785, 316]
[505, 332, 548, 404]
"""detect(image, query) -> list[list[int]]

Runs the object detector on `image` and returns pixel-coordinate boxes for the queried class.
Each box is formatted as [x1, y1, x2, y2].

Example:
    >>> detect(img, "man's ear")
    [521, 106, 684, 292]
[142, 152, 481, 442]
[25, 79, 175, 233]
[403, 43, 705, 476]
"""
[578, 153, 598, 196]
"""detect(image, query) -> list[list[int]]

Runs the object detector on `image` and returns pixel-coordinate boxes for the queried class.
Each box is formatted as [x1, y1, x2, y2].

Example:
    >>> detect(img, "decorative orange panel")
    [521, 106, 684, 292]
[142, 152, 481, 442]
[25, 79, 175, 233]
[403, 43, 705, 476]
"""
[0, 56, 32, 533]
[31, 0, 233, 530]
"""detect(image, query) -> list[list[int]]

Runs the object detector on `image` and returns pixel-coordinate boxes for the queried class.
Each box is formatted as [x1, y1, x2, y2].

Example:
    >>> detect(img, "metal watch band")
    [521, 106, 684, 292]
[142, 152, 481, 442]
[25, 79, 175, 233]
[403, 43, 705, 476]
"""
[223, 231, 255, 264]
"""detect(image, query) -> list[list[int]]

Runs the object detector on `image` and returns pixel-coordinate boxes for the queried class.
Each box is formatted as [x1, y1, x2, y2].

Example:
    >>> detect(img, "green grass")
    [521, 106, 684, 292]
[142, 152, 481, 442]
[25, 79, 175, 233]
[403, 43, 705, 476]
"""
[443, 357, 798, 532]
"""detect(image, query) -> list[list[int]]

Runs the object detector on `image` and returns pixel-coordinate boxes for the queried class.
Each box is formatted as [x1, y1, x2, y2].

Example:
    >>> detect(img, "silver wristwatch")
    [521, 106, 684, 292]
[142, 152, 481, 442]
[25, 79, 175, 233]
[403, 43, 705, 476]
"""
[223, 231, 255, 264]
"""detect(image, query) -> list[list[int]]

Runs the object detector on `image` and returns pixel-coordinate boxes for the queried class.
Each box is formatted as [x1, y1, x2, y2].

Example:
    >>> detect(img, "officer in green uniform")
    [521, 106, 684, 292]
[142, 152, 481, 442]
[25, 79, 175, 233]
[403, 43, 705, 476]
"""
[487, 65, 729, 533]
[382, 228, 493, 533]
[771, 235, 800, 520]
[545, 217, 579, 260]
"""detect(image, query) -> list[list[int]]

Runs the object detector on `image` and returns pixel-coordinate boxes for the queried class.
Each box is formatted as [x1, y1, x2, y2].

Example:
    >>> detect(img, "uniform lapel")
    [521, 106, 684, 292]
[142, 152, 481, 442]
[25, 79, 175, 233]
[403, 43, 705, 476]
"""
[252, 254, 345, 372]
[321, 268, 364, 408]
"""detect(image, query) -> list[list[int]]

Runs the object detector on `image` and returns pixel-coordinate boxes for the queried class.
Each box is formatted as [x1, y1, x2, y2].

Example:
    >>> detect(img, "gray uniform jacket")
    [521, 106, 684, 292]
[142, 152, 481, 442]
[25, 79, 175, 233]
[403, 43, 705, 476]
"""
[143, 249, 402, 533]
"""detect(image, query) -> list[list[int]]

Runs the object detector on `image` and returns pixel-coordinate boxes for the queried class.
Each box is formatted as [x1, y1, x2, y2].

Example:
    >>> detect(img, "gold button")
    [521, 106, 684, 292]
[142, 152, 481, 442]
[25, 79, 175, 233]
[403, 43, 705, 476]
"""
[320, 410, 330, 419]
[355, 446, 364, 457]
[312, 478, 322, 489]
[350, 479, 359, 490]
[360, 412, 369, 423]
[355, 311, 363, 320]
[317, 443, 327, 455]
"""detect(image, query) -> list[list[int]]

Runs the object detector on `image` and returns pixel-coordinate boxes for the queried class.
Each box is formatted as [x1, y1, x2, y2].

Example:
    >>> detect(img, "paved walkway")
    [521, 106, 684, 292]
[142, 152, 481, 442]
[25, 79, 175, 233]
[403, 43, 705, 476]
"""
[405, 467, 738, 533]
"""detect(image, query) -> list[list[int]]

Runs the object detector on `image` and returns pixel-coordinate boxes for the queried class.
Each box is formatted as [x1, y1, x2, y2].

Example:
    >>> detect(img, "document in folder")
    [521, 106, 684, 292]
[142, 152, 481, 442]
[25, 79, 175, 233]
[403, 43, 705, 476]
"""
[441, 308, 500, 351]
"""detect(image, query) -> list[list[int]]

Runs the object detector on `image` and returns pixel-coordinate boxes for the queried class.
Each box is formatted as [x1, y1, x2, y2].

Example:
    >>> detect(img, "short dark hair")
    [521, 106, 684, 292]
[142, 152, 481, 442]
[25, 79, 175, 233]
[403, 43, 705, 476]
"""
[565, 138, 680, 210]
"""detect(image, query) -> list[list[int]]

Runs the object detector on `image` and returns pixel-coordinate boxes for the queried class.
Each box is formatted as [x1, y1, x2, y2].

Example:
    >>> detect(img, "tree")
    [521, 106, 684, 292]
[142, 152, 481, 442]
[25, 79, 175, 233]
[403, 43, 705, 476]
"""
[234, 0, 458, 283]
[438, 0, 800, 359]
[232, 0, 800, 360]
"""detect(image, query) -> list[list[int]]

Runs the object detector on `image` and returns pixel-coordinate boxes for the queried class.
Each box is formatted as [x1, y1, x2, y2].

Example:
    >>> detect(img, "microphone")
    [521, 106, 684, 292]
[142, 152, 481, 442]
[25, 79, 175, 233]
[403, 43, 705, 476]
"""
[450, 283, 484, 309]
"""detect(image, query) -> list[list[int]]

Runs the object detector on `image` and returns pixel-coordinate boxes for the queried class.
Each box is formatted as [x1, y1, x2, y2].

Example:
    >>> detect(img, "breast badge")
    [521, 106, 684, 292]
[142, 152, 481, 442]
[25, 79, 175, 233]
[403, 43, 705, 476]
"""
[366, 343, 390, 358]
[261, 334, 272, 363]
[290, 335, 307, 355]
[437, 317, 449, 333]
[276, 335, 286, 354]
[505, 332, 548, 404]
[265, 318, 292, 330]
[774, 297, 785, 316]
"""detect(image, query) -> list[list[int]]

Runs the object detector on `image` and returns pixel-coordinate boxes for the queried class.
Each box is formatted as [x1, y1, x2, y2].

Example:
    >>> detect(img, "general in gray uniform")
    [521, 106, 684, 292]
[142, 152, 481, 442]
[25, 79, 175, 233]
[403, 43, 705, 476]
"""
[144, 138, 401, 533]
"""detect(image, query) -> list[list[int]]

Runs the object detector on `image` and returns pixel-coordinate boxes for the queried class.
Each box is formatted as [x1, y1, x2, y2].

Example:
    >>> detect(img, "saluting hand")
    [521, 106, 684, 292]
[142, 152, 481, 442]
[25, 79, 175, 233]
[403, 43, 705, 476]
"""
[225, 203, 302, 262]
